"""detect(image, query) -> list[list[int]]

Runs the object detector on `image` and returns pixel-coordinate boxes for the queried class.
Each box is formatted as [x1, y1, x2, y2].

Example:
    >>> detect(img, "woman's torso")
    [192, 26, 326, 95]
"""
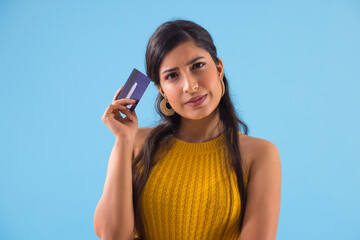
[132, 128, 257, 239]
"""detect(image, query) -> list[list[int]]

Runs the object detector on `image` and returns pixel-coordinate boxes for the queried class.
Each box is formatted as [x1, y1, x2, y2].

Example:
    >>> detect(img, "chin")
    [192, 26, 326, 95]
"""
[180, 102, 218, 120]
[183, 110, 213, 120]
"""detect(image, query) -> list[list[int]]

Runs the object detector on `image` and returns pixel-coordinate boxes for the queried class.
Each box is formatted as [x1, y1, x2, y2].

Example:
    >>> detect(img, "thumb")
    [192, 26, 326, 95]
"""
[128, 109, 138, 121]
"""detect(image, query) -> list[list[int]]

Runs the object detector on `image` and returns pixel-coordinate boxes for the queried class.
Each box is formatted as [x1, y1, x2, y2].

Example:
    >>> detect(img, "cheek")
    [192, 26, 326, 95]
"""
[202, 74, 219, 92]
[202, 67, 219, 85]
[165, 88, 180, 104]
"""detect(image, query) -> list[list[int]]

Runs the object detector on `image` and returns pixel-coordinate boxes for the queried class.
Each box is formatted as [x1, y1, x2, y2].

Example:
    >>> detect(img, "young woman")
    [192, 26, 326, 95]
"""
[94, 19, 281, 240]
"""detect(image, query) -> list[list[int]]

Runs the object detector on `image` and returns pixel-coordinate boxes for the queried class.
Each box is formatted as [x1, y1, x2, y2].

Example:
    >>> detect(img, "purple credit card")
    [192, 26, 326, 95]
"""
[116, 68, 151, 111]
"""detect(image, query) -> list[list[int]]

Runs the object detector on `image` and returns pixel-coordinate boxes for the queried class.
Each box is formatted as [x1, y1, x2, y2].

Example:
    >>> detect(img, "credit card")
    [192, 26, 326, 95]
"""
[116, 68, 151, 111]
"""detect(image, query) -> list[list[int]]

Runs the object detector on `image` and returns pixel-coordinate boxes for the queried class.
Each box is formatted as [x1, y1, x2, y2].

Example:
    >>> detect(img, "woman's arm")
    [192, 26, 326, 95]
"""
[240, 139, 281, 240]
[94, 135, 136, 240]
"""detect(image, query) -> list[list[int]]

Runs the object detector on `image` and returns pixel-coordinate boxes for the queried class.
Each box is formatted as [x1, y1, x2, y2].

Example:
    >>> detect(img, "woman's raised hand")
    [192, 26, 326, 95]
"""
[101, 86, 138, 140]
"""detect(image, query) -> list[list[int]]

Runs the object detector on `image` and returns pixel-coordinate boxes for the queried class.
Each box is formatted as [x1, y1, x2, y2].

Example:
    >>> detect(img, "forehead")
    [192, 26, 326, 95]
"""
[160, 41, 210, 69]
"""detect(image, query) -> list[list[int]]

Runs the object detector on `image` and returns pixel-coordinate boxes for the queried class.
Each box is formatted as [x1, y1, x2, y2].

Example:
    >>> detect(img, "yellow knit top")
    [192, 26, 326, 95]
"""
[135, 131, 247, 240]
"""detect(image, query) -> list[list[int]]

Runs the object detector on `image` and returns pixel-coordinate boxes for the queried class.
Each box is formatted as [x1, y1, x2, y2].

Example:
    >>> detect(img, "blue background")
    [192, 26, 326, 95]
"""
[0, 0, 359, 239]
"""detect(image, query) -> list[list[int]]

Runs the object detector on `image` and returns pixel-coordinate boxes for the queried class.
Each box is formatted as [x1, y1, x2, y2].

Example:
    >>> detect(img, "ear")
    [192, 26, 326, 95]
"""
[217, 58, 224, 79]
[156, 84, 165, 97]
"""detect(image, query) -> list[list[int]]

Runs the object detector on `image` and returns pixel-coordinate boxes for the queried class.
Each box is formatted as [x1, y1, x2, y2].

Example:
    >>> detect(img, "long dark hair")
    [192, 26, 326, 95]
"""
[132, 19, 249, 238]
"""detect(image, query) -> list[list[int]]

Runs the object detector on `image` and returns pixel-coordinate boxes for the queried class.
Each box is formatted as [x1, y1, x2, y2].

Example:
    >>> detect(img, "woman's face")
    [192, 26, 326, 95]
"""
[157, 40, 224, 120]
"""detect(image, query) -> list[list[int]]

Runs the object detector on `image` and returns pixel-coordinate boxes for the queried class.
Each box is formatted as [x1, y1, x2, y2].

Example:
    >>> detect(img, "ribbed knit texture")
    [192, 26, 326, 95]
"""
[135, 131, 247, 240]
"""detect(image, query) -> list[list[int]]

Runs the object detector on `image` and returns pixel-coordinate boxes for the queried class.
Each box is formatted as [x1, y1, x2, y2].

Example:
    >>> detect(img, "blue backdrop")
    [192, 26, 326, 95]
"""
[0, 0, 359, 239]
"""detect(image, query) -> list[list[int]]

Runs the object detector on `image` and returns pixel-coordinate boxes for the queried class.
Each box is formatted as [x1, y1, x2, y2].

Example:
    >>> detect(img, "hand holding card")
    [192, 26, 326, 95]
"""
[116, 68, 151, 111]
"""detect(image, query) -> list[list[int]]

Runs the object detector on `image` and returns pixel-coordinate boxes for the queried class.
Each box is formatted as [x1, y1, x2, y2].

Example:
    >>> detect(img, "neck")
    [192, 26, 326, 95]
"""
[175, 108, 224, 143]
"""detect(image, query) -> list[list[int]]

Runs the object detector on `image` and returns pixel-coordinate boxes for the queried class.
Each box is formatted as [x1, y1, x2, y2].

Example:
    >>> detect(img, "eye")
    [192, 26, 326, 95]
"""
[165, 72, 178, 80]
[193, 62, 205, 69]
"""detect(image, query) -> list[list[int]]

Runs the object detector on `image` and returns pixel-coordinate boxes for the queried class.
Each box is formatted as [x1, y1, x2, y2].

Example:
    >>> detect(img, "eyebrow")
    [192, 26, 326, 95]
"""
[161, 56, 206, 75]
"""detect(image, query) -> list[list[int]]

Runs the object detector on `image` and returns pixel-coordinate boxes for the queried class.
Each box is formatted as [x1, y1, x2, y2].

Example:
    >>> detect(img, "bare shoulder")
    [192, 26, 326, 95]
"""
[238, 134, 281, 238]
[238, 133, 281, 178]
[135, 127, 154, 142]
[132, 127, 155, 163]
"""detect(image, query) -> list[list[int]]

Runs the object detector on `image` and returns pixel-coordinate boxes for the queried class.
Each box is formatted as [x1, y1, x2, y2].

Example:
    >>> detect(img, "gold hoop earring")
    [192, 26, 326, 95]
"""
[220, 77, 225, 97]
[160, 97, 175, 116]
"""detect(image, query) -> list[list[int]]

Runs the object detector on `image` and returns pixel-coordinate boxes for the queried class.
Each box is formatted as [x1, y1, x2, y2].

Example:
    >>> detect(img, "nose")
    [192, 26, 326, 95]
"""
[183, 74, 198, 94]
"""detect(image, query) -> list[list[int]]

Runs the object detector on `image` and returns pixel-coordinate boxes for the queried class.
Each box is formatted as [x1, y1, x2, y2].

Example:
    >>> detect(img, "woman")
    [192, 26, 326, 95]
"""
[94, 19, 281, 240]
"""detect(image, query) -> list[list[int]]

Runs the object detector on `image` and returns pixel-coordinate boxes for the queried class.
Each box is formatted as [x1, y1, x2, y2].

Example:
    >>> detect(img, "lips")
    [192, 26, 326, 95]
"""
[185, 94, 207, 107]
[186, 94, 206, 103]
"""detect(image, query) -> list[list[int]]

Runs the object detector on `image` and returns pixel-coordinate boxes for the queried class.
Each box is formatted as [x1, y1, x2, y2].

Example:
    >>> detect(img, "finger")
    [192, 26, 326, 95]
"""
[118, 108, 135, 121]
[102, 103, 125, 121]
[127, 109, 137, 121]
[112, 98, 137, 105]
[112, 86, 124, 102]
[107, 103, 127, 114]
[108, 104, 135, 121]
